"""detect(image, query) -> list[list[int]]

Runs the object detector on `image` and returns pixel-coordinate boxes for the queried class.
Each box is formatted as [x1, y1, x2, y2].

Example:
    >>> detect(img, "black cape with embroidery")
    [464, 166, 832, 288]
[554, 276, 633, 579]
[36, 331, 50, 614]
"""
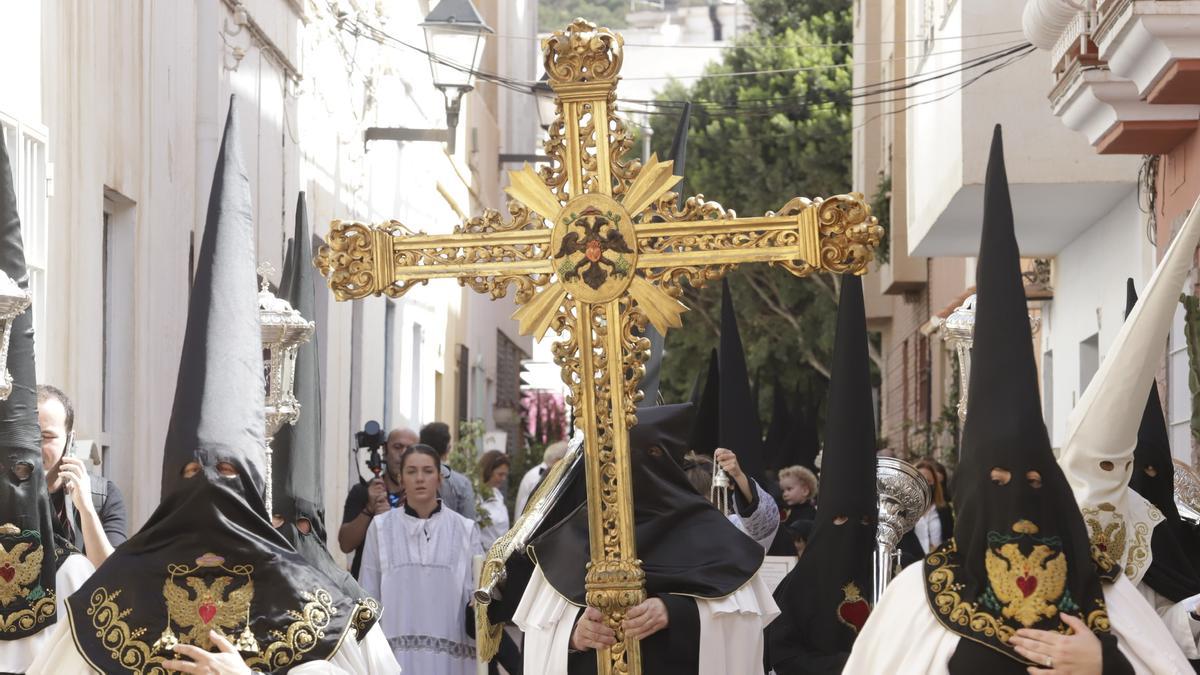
[766, 274, 877, 675]
[272, 192, 381, 630]
[0, 133, 64, 642]
[65, 99, 376, 674]
[923, 126, 1131, 674]
[488, 404, 763, 674]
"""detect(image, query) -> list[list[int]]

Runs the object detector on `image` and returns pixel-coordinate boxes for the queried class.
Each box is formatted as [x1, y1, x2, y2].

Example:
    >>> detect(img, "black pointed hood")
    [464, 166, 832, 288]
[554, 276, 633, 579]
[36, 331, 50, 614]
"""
[270, 194, 378, 631]
[0, 133, 62, 641]
[768, 274, 877, 671]
[638, 102, 692, 405]
[273, 193, 321, 532]
[687, 348, 720, 456]
[764, 379, 791, 471]
[277, 237, 296, 300]
[669, 101, 691, 209]
[785, 391, 821, 472]
[924, 126, 1126, 672]
[159, 103, 267, 500]
[718, 278, 766, 484]
[1126, 280, 1200, 603]
[68, 100, 379, 672]
[1126, 280, 1175, 517]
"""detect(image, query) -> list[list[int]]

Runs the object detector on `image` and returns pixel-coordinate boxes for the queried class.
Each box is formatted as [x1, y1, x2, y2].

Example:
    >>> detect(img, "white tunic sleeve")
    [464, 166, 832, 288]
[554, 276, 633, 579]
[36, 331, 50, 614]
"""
[8, 554, 96, 674]
[695, 572, 780, 675]
[1136, 581, 1200, 659]
[24, 618, 98, 674]
[514, 567, 580, 675]
[728, 480, 780, 550]
[292, 624, 401, 674]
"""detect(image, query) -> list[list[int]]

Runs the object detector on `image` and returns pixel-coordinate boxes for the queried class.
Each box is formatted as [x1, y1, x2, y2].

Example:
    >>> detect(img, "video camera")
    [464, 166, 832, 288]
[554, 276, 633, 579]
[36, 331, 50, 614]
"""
[355, 420, 387, 478]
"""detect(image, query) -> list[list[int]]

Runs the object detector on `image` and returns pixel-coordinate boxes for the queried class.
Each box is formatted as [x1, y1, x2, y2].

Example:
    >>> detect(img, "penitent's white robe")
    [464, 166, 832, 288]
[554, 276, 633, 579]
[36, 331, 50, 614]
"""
[0, 554, 93, 673]
[1137, 582, 1200, 660]
[515, 566, 780, 675]
[26, 618, 398, 674]
[843, 562, 1193, 674]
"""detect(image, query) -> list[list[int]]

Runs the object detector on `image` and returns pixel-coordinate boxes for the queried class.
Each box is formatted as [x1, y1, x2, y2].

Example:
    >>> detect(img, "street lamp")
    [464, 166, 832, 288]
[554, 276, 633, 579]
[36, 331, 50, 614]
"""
[0, 270, 30, 401]
[422, 0, 492, 133]
[365, 0, 492, 153]
[533, 74, 556, 131]
[257, 262, 313, 516]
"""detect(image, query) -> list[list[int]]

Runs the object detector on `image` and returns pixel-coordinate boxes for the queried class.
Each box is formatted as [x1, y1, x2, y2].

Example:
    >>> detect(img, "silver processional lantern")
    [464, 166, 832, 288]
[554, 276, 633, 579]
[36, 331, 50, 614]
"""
[0, 270, 31, 401]
[257, 262, 314, 516]
[873, 457, 931, 604]
[941, 293, 1040, 424]
[941, 294, 976, 424]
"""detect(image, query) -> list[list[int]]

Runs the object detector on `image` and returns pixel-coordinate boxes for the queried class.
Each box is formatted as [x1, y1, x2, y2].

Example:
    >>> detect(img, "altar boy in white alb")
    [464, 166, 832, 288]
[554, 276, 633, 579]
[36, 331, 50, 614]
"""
[844, 126, 1192, 674]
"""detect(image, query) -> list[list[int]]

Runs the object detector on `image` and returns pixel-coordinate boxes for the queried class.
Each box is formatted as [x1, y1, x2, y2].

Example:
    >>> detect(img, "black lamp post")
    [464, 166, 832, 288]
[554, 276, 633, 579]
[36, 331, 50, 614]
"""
[364, 0, 492, 153]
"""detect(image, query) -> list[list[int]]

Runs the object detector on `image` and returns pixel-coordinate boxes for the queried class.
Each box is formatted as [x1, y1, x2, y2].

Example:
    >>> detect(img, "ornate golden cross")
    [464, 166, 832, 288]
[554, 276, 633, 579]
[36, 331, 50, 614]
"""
[316, 19, 880, 675]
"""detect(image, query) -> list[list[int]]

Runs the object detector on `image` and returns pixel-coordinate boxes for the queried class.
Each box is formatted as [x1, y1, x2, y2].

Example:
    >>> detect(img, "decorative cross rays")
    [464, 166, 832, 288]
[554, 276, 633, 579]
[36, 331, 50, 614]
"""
[315, 19, 882, 675]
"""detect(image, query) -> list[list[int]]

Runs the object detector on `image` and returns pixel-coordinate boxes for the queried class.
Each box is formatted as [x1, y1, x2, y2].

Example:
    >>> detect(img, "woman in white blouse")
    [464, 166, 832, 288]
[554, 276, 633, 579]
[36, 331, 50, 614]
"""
[477, 450, 512, 549]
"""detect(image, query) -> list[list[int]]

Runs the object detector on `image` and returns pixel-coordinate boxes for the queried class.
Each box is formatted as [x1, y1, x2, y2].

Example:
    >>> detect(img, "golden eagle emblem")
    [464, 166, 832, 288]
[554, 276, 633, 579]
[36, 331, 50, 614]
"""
[985, 542, 1067, 627]
[0, 540, 43, 606]
[162, 575, 254, 649]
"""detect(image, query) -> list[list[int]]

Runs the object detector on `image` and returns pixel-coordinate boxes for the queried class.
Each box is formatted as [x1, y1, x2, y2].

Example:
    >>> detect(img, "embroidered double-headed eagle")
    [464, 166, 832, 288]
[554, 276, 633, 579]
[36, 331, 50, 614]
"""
[0, 540, 43, 606]
[162, 575, 254, 648]
[984, 542, 1067, 626]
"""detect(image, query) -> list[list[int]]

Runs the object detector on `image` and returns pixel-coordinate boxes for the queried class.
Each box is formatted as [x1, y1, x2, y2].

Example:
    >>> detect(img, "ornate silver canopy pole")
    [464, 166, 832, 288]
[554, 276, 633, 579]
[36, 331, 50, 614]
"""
[941, 295, 976, 424]
[0, 270, 31, 401]
[257, 262, 314, 517]
[873, 457, 931, 604]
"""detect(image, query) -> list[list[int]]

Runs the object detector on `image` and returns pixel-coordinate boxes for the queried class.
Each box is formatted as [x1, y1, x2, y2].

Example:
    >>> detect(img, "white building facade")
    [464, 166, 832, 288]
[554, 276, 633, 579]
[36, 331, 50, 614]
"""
[856, 0, 1156, 457]
[0, 0, 536, 534]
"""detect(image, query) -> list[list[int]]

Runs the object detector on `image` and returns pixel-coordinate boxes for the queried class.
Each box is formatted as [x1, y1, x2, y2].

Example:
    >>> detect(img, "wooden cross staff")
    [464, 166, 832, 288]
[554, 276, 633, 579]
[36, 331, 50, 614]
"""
[315, 19, 881, 675]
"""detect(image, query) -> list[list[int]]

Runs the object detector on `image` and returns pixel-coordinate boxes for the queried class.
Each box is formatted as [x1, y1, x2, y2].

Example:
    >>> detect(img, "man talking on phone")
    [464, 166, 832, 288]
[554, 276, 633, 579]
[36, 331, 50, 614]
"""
[38, 384, 127, 566]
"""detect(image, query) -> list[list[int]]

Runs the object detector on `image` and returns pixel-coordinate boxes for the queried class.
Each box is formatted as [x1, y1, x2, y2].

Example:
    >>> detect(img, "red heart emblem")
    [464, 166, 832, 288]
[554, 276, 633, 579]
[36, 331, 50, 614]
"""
[0, 564, 13, 583]
[1016, 574, 1037, 597]
[585, 239, 603, 262]
[198, 602, 217, 624]
[837, 597, 871, 632]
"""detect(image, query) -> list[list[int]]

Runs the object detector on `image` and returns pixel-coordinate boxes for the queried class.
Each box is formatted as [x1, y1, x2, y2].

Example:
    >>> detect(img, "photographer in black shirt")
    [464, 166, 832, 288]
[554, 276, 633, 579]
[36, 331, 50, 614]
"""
[338, 425, 417, 578]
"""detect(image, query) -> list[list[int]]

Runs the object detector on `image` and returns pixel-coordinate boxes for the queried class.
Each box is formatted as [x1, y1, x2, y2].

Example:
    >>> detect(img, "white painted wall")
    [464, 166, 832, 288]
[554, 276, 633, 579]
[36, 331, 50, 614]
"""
[904, 0, 1138, 257]
[1039, 190, 1155, 446]
[1, 0, 535, 549]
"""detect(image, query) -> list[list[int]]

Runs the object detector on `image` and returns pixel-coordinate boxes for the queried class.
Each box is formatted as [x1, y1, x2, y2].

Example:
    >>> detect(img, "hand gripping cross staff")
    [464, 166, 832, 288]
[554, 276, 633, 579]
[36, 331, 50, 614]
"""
[315, 19, 882, 675]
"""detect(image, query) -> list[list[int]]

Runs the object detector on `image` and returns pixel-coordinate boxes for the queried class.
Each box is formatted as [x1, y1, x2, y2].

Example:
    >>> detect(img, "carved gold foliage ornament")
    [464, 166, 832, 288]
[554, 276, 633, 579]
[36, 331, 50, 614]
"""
[313, 18, 881, 675]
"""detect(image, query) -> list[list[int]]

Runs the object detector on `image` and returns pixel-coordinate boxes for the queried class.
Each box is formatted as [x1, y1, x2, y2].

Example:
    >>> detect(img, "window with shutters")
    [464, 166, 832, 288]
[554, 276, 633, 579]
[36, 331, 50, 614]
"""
[0, 113, 49, 378]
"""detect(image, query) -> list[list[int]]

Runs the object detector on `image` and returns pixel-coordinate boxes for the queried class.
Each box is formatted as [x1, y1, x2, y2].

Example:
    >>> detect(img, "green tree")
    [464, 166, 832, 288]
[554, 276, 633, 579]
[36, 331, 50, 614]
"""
[650, 1, 873, 427]
[539, 0, 628, 31]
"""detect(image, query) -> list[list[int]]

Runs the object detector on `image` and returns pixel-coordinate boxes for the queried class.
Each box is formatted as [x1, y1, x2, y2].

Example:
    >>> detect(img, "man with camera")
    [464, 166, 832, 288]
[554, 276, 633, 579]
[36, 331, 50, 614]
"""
[339, 425, 418, 578]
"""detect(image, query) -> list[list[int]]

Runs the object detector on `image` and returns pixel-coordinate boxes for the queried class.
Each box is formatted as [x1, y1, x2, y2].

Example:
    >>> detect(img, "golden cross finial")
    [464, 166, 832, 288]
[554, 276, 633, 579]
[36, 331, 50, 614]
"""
[316, 19, 881, 675]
